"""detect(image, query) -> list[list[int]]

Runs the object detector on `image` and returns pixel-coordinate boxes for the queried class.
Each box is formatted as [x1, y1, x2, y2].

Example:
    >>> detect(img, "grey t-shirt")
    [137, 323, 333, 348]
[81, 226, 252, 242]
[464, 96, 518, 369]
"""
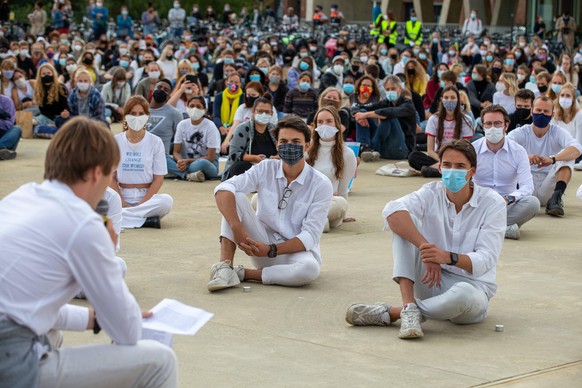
[146, 104, 184, 154]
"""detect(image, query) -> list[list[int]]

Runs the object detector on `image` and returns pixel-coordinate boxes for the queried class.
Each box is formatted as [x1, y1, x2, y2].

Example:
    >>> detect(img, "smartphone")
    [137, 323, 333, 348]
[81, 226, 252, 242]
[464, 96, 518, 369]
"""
[186, 74, 199, 84]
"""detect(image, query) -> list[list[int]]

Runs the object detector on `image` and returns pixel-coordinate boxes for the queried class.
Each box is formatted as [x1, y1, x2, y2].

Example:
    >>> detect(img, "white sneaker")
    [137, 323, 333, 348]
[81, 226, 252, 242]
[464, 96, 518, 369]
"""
[361, 151, 380, 162]
[186, 170, 205, 182]
[399, 303, 424, 339]
[234, 265, 245, 282]
[505, 224, 521, 240]
[323, 218, 330, 233]
[208, 261, 240, 292]
[574, 162, 582, 171]
[345, 303, 391, 326]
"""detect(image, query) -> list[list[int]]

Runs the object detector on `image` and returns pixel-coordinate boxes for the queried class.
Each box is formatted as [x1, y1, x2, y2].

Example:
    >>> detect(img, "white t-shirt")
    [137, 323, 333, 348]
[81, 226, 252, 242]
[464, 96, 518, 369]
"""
[425, 114, 474, 151]
[493, 92, 516, 114]
[312, 140, 357, 200]
[233, 104, 278, 125]
[174, 117, 221, 159]
[552, 110, 582, 146]
[115, 131, 168, 184]
[156, 59, 178, 81]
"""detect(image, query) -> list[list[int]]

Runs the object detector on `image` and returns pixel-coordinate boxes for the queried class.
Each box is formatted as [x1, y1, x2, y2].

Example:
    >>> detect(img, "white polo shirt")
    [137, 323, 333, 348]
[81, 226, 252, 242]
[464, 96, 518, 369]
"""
[383, 181, 506, 298]
[472, 137, 534, 200]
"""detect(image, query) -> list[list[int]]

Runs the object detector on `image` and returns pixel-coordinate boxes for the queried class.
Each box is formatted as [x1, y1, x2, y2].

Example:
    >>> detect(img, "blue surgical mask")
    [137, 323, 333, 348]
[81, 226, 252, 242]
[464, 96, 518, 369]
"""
[411, 17, 417, 22]
[441, 168, 470, 193]
[437, 70, 445, 78]
[259, 67, 269, 75]
[224, 58, 234, 64]
[504, 58, 515, 66]
[486, 55, 493, 62]
[401, 56, 409, 64]
[551, 84, 562, 93]
[439, 80, 446, 88]
[278, 143, 304, 166]
[386, 91, 398, 101]
[529, 76, 536, 83]
[299, 81, 310, 91]
[343, 84, 355, 94]
[192, 62, 200, 70]
[59, 58, 66, 66]
[299, 61, 309, 71]
[120, 60, 129, 68]
[380, 48, 388, 55]
[433, 38, 438, 44]
[418, 53, 427, 60]
[249, 74, 261, 82]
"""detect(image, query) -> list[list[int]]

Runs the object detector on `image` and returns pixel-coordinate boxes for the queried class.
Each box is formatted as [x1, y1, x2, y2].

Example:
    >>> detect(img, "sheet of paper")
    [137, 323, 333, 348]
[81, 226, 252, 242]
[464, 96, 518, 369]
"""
[142, 298, 213, 335]
[141, 328, 174, 348]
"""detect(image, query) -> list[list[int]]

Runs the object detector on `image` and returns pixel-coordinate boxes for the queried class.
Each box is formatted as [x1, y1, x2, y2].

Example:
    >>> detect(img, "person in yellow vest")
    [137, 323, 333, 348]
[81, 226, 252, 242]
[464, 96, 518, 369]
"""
[404, 9, 422, 47]
[370, 11, 384, 40]
[384, 11, 398, 48]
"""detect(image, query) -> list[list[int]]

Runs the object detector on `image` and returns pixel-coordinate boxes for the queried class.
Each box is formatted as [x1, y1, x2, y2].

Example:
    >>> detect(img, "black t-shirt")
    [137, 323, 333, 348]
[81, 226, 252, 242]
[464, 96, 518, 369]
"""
[250, 129, 277, 157]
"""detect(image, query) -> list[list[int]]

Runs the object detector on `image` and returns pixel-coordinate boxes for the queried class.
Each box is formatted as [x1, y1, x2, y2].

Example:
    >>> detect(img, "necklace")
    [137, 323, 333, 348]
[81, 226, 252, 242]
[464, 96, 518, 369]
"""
[125, 131, 145, 149]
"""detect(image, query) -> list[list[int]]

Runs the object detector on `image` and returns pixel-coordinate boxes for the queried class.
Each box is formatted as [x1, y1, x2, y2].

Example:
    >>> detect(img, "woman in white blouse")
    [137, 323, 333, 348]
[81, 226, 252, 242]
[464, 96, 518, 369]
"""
[110, 96, 173, 229]
[307, 106, 357, 231]
[551, 82, 582, 168]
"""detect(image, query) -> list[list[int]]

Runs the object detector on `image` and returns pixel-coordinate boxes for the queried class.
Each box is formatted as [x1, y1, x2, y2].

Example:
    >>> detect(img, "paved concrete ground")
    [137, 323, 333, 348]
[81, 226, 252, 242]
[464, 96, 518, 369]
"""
[2, 129, 582, 387]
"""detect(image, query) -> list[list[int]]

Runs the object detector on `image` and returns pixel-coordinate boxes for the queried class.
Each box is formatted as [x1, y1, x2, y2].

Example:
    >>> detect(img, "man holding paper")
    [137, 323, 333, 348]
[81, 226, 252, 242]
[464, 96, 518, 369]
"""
[208, 116, 333, 291]
[0, 117, 177, 387]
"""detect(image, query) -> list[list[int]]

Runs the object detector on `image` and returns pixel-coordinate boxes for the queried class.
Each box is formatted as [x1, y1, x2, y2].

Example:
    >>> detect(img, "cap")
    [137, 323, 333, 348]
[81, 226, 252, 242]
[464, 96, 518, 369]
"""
[332, 55, 344, 64]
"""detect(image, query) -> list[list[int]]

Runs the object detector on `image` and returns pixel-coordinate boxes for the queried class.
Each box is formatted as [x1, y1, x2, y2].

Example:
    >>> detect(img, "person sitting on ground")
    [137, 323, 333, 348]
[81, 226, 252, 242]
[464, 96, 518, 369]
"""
[508, 89, 535, 133]
[101, 67, 131, 123]
[493, 72, 518, 115]
[207, 116, 333, 292]
[353, 75, 417, 161]
[135, 61, 163, 103]
[550, 83, 582, 169]
[213, 72, 244, 146]
[0, 116, 177, 387]
[349, 76, 381, 153]
[408, 86, 473, 177]
[428, 70, 467, 115]
[346, 139, 506, 339]
[307, 106, 357, 231]
[169, 95, 221, 182]
[0, 93, 20, 161]
[67, 69, 106, 124]
[284, 71, 318, 120]
[222, 97, 278, 181]
[472, 104, 540, 240]
[32, 63, 70, 138]
[111, 96, 173, 229]
[466, 64, 495, 119]
[507, 96, 582, 216]
[306, 87, 353, 139]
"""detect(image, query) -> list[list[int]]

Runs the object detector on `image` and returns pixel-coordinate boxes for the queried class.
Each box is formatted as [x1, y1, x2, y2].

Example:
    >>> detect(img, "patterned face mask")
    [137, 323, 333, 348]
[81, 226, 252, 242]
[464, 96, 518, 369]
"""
[278, 143, 304, 166]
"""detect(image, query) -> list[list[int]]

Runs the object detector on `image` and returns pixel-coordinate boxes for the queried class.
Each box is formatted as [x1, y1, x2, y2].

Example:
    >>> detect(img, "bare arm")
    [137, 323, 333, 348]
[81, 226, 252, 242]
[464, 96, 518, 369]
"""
[137, 175, 164, 205]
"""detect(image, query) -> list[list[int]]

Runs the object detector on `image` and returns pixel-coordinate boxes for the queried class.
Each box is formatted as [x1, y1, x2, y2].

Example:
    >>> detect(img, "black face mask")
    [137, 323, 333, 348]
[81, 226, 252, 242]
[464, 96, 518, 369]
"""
[492, 67, 502, 74]
[407, 68, 415, 75]
[166, 54, 173, 60]
[537, 85, 548, 93]
[83, 57, 93, 65]
[390, 54, 398, 60]
[514, 108, 531, 121]
[351, 65, 360, 72]
[152, 89, 168, 104]
[245, 95, 258, 107]
[41, 75, 54, 84]
[143, 60, 152, 66]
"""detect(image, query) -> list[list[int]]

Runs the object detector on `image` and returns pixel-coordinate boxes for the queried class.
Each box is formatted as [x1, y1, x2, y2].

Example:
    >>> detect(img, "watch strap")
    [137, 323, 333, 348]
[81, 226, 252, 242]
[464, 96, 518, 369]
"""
[93, 315, 101, 335]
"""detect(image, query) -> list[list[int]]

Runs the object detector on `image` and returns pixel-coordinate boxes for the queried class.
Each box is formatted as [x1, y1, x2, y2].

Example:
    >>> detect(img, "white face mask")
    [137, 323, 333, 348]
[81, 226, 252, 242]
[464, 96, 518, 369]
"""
[77, 82, 90, 92]
[517, 74, 525, 81]
[15, 78, 26, 89]
[559, 97, 573, 109]
[66, 64, 77, 73]
[484, 126, 504, 144]
[74, 45, 82, 51]
[117, 81, 126, 88]
[333, 64, 344, 75]
[315, 124, 338, 140]
[125, 114, 150, 131]
[495, 82, 506, 92]
[119, 48, 128, 55]
[187, 107, 205, 121]
[148, 71, 160, 79]
[254, 113, 271, 125]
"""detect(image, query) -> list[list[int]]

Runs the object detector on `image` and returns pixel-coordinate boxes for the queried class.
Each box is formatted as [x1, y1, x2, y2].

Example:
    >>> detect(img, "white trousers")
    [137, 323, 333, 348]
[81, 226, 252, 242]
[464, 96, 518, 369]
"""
[221, 193, 320, 286]
[391, 228, 489, 324]
[121, 188, 173, 228]
[38, 331, 177, 388]
[328, 196, 348, 229]
[532, 161, 573, 206]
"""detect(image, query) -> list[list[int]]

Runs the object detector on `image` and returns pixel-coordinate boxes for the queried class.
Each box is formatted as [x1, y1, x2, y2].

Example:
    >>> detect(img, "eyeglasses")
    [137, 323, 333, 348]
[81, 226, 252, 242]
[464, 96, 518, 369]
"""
[278, 186, 292, 210]
[482, 121, 505, 129]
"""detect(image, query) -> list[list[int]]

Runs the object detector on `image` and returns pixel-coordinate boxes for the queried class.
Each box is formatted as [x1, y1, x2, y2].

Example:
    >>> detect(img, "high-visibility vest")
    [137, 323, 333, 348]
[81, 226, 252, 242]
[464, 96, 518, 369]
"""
[370, 14, 383, 36]
[377, 20, 397, 44]
[404, 20, 422, 45]
[388, 21, 398, 45]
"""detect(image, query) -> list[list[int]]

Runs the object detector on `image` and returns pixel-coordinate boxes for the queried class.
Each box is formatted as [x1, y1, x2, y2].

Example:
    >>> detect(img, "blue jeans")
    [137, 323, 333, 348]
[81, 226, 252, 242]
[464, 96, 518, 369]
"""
[0, 125, 22, 150]
[356, 118, 378, 149]
[373, 118, 409, 160]
[167, 154, 219, 179]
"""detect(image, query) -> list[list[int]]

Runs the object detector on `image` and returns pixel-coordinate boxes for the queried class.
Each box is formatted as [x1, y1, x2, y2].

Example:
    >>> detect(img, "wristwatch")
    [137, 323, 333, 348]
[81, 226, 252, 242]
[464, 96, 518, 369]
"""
[93, 315, 101, 335]
[550, 155, 556, 164]
[268, 244, 278, 258]
[506, 195, 516, 205]
[449, 252, 459, 266]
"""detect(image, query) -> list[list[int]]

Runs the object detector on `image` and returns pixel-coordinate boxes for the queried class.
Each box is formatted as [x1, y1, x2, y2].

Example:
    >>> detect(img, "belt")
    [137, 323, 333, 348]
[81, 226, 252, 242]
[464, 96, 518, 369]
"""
[118, 182, 152, 189]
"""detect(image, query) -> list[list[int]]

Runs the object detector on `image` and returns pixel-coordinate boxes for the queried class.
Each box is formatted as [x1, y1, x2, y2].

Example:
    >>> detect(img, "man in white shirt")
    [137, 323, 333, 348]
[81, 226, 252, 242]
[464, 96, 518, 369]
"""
[507, 96, 582, 216]
[0, 117, 177, 387]
[208, 117, 333, 291]
[346, 139, 506, 339]
[473, 105, 540, 240]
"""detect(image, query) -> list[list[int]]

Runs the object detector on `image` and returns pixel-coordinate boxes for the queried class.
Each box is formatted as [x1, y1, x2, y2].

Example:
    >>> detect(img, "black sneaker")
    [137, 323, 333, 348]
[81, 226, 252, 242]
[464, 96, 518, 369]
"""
[420, 166, 441, 178]
[142, 216, 161, 229]
[545, 190, 565, 217]
[0, 149, 17, 160]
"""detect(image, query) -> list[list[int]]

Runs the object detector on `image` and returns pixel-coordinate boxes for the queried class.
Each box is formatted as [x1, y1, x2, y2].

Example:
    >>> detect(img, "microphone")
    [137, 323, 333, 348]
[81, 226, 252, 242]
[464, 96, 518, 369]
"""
[96, 199, 109, 224]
